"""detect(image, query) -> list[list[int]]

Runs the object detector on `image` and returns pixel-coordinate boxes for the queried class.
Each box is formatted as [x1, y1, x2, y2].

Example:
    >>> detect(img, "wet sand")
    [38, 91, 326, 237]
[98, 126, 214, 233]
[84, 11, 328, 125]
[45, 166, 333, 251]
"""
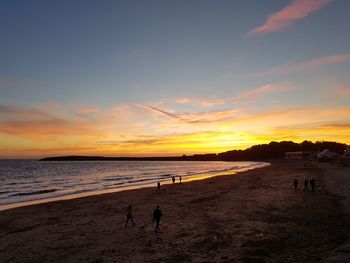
[319, 163, 350, 263]
[0, 160, 349, 262]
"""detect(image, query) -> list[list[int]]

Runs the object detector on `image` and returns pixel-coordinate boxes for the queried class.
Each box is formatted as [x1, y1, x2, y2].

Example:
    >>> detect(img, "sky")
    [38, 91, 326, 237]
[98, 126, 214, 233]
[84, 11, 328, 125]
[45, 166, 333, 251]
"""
[1, 0, 350, 158]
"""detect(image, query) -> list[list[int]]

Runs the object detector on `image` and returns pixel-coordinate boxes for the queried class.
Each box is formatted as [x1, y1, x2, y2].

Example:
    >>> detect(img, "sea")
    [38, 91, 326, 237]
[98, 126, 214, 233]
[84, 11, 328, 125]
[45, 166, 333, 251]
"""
[0, 160, 269, 210]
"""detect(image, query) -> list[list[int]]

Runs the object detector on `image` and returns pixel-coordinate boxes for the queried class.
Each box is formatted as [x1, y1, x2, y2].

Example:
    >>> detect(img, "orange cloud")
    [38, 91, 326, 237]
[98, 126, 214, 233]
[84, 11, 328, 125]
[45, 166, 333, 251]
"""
[320, 123, 350, 130]
[85, 131, 258, 156]
[263, 54, 350, 75]
[0, 105, 100, 137]
[246, 0, 332, 37]
[182, 108, 242, 124]
[267, 122, 350, 142]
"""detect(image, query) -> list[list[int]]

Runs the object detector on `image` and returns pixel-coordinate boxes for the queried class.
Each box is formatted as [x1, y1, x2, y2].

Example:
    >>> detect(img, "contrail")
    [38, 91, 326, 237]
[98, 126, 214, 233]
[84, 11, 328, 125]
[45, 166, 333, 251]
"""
[141, 104, 186, 121]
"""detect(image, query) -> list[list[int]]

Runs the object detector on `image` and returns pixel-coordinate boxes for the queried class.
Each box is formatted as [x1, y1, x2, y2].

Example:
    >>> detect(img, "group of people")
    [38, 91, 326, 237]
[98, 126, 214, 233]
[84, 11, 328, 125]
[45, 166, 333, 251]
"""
[293, 178, 316, 191]
[156, 176, 183, 192]
[171, 176, 182, 184]
[126, 177, 183, 232]
[125, 204, 163, 232]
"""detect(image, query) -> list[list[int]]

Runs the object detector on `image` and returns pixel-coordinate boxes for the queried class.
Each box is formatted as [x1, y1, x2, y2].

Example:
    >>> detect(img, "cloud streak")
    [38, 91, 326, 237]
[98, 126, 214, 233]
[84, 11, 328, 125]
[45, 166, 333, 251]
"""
[0, 105, 54, 121]
[141, 104, 186, 121]
[175, 97, 227, 108]
[262, 54, 350, 75]
[174, 82, 295, 109]
[235, 82, 295, 100]
[246, 0, 332, 37]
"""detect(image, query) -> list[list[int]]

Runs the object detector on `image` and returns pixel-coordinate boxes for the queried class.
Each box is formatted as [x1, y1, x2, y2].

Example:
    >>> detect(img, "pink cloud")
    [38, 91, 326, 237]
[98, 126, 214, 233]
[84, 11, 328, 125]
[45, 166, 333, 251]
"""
[335, 86, 350, 95]
[78, 107, 100, 114]
[176, 98, 190, 104]
[328, 86, 350, 101]
[0, 104, 117, 139]
[175, 83, 293, 108]
[263, 54, 350, 75]
[0, 105, 54, 121]
[0, 77, 35, 90]
[246, 0, 332, 37]
[236, 82, 295, 100]
[182, 108, 242, 123]
[175, 97, 226, 108]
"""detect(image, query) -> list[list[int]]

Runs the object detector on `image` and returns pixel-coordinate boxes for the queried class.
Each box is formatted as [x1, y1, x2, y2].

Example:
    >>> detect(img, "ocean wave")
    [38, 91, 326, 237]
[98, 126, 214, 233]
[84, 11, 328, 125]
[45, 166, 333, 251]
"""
[0, 191, 12, 195]
[160, 174, 173, 177]
[102, 177, 132, 182]
[11, 189, 57, 196]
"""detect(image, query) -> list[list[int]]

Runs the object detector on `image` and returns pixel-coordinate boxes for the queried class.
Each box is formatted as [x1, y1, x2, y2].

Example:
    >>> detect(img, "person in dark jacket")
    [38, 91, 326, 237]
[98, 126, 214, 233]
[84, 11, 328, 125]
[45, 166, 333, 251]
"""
[304, 179, 309, 191]
[153, 205, 162, 232]
[310, 178, 316, 192]
[125, 204, 135, 227]
[293, 179, 298, 191]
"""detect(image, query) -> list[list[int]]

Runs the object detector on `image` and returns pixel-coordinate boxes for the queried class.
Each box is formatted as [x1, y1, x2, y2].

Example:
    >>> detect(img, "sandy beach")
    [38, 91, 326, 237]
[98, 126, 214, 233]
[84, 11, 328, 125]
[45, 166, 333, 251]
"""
[0, 160, 349, 262]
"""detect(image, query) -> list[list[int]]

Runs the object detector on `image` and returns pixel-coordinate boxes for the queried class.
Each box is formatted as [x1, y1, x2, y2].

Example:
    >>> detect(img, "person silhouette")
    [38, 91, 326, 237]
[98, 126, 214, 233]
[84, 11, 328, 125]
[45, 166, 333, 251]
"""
[293, 179, 298, 191]
[153, 205, 162, 233]
[304, 179, 309, 191]
[179, 176, 182, 183]
[310, 178, 316, 192]
[172, 176, 175, 183]
[157, 181, 161, 192]
[125, 204, 135, 228]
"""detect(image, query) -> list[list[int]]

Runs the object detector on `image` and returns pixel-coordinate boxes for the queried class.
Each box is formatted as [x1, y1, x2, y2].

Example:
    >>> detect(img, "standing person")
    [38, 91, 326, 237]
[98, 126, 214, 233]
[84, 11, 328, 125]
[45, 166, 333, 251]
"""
[304, 179, 309, 191]
[310, 178, 316, 192]
[157, 181, 161, 192]
[293, 179, 298, 191]
[172, 176, 175, 183]
[179, 176, 182, 183]
[125, 204, 135, 228]
[153, 205, 162, 233]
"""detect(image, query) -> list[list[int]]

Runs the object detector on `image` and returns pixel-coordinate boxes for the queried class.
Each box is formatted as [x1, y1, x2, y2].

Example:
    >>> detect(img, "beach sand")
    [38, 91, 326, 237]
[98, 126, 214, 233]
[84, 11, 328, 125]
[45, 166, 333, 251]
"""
[0, 160, 349, 262]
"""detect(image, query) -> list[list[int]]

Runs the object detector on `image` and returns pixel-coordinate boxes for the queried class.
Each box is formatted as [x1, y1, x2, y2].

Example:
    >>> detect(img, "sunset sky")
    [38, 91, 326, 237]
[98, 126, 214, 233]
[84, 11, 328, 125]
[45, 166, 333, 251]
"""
[1, 0, 350, 158]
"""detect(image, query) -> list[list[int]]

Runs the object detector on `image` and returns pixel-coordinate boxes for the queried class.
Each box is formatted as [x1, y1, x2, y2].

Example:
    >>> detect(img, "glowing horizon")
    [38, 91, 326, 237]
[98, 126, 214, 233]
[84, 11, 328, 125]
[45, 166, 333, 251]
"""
[1, 101, 349, 158]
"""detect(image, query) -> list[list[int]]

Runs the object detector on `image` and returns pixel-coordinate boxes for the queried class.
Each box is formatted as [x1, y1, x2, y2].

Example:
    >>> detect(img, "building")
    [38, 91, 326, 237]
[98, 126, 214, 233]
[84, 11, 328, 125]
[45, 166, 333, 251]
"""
[285, 151, 316, 160]
[318, 149, 339, 162]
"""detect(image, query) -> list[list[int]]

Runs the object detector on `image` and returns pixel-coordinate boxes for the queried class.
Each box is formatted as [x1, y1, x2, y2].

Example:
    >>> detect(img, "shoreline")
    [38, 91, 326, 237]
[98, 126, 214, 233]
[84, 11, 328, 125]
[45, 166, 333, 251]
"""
[0, 161, 270, 212]
[1, 160, 349, 262]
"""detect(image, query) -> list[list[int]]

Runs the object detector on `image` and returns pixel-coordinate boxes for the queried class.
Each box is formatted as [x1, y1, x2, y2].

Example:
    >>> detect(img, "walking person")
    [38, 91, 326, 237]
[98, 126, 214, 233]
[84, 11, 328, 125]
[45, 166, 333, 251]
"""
[304, 179, 309, 191]
[172, 176, 175, 183]
[179, 176, 182, 183]
[157, 181, 161, 192]
[293, 179, 298, 191]
[125, 204, 135, 228]
[310, 178, 316, 192]
[153, 205, 162, 233]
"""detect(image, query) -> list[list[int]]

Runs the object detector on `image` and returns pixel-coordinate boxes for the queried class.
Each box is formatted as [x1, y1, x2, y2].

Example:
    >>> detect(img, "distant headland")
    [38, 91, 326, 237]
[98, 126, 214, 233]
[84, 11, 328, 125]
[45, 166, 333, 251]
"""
[40, 140, 348, 161]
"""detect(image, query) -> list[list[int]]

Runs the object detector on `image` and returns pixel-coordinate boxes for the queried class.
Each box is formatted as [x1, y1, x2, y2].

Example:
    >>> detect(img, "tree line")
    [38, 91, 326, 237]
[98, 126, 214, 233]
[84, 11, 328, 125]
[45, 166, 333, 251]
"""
[215, 140, 348, 161]
[41, 140, 348, 162]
